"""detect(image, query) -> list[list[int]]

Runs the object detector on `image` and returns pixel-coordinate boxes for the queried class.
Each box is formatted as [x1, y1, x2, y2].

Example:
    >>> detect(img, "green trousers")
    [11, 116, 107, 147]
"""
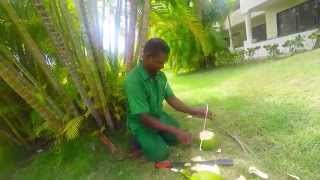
[132, 112, 180, 162]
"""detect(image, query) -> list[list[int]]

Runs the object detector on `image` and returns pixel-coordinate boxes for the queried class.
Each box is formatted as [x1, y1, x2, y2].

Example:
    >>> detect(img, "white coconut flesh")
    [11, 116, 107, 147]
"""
[191, 164, 221, 175]
[199, 130, 215, 140]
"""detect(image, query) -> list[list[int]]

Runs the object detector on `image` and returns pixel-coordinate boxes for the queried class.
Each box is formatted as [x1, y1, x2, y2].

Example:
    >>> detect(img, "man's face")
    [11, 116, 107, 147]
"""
[143, 53, 168, 75]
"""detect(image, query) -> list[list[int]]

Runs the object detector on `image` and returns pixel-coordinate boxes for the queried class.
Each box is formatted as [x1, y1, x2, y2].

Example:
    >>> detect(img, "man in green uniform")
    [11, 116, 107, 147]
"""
[125, 38, 213, 162]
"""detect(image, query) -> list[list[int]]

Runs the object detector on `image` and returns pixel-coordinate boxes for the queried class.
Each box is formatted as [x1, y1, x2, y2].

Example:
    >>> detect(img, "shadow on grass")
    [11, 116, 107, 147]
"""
[11, 86, 320, 180]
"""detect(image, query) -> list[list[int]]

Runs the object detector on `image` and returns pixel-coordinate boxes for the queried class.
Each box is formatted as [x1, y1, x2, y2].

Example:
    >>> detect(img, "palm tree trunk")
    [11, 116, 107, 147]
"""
[101, 0, 106, 50]
[0, 56, 62, 131]
[227, 15, 234, 52]
[33, 0, 116, 152]
[0, 128, 21, 146]
[114, 0, 122, 62]
[124, 0, 129, 64]
[0, 0, 63, 97]
[134, 0, 150, 62]
[0, 45, 65, 119]
[78, 0, 115, 130]
[0, 113, 28, 146]
[33, 0, 105, 127]
[125, 0, 137, 71]
[0, 0, 79, 118]
[194, 0, 203, 23]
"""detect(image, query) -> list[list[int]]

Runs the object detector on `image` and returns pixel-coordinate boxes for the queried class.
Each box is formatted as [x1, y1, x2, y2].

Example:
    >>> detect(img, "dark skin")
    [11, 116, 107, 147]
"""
[140, 52, 214, 145]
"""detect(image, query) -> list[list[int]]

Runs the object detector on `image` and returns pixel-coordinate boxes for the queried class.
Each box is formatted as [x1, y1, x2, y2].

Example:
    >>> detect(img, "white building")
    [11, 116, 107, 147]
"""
[225, 0, 320, 57]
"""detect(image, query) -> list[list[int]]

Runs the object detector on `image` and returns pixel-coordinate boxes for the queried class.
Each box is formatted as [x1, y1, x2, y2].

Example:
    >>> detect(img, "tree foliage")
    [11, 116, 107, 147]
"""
[0, 0, 125, 150]
[150, 0, 228, 73]
[0, 0, 232, 150]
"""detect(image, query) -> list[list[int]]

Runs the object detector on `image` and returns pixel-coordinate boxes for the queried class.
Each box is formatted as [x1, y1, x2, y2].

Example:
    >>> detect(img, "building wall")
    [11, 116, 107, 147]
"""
[264, 0, 307, 39]
[231, 23, 246, 48]
[240, 0, 268, 13]
[246, 29, 317, 57]
[225, 10, 264, 29]
[229, 0, 318, 58]
[227, 0, 309, 38]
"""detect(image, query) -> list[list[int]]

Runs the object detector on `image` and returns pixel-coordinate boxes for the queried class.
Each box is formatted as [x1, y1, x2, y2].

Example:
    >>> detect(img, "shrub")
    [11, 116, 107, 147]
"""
[215, 50, 239, 66]
[235, 49, 246, 63]
[263, 44, 281, 58]
[308, 29, 320, 49]
[283, 35, 305, 54]
[215, 48, 252, 66]
[246, 46, 261, 59]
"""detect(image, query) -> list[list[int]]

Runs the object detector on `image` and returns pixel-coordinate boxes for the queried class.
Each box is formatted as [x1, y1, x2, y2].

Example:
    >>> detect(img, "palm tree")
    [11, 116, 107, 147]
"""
[135, 0, 150, 62]
[0, 0, 79, 118]
[114, 0, 123, 62]
[149, 0, 228, 72]
[78, 0, 115, 130]
[33, 0, 116, 151]
[125, 0, 137, 71]
[0, 55, 62, 131]
[0, 0, 124, 153]
[0, 0, 65, 98]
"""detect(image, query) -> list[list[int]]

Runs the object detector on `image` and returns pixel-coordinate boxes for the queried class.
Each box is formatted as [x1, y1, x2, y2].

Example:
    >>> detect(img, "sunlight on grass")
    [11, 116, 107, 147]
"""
[11, 49, 320, 180]
[167, 49, 320, 179]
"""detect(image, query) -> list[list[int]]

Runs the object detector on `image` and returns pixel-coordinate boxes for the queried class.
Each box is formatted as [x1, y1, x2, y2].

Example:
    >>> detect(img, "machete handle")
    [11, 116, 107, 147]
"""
[154, 160, 172, 169]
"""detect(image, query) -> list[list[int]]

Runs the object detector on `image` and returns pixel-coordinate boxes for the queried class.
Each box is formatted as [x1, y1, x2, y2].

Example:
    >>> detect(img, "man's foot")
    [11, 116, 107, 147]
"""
[128, 148, 142, 159]
[128, 136, 142, 159]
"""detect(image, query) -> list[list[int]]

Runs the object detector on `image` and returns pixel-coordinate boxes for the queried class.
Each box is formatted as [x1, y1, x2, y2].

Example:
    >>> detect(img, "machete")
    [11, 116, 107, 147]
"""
[154, 159, 234, 169]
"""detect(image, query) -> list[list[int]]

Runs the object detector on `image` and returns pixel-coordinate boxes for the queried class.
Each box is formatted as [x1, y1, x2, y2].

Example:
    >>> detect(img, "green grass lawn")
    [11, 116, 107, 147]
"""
[7, 49, 320, 180]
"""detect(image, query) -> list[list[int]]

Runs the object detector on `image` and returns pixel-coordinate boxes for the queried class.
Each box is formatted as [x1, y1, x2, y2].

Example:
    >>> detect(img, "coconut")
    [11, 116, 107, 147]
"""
[190, 164, 223, 180]
[190, 171, 223, 180]
[199, 130, 219, 151]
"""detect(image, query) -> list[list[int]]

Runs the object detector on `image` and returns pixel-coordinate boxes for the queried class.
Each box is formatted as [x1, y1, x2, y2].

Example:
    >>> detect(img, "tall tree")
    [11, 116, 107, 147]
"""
[114, 0, 123, 62]
[78, 0, 115, 130]
[149, 0, 230, 73]
[0, 56, 62, 131]
[125, 0, 137, 71]
[0, 0, 125, 152]
[135, 0, 150, 62]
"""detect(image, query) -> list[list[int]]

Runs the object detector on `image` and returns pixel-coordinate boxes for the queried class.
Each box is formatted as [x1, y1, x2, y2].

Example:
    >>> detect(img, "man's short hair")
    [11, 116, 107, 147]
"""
[143, 38, 170, 56]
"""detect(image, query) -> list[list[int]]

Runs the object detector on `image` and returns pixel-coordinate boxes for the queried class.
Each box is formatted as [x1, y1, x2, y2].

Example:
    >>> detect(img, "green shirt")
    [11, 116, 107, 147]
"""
[125, 63, 174, 133]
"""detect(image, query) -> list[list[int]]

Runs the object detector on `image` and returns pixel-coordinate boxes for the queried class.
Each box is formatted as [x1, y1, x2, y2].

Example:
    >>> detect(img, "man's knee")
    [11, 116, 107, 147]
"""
[144, 144, 169, 162]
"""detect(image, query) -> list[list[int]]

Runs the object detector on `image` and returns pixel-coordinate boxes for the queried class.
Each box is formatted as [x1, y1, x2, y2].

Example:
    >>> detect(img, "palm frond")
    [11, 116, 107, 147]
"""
[0, 55, 62, 131]
[62, 116, 84, 140]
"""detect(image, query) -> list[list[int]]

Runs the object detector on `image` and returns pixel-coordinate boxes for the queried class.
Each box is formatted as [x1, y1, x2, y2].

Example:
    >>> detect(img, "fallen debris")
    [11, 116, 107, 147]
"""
[36, 149, 43, 153]
[248, 166, 269, 179]
[170, 168, 179, 172]
[234, 175, 247, 180]
[191, 156, 205, 162]
[287, 173, 300, 180]
[191, 164, 221, 175]
[208, 128, 250, 154]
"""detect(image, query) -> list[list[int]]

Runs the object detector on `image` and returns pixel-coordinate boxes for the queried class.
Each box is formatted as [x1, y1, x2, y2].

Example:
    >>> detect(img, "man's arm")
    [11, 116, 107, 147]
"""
[166, 96, 213, 119]
[140, 113, 178, 133]
[140, 113, 192, 145]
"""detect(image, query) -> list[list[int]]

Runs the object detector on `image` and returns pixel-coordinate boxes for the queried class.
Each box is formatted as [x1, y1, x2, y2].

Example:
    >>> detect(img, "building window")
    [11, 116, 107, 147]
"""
[278, 8, 297, 36]
[277, 0, 320, 36]
[252, 24, 267, 42]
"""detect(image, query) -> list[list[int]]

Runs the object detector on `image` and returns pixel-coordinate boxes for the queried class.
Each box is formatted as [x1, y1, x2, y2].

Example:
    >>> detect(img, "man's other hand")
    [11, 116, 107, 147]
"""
[191, 107, 214, 120]
[174, 129, 192, 145]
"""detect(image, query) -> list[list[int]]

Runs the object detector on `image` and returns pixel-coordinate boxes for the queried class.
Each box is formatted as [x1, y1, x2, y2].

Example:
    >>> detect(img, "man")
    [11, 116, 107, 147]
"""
[125, 38, 213, 162]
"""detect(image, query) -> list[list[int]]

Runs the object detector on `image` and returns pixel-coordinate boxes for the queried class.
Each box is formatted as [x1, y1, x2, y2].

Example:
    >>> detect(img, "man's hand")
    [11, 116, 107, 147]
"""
[174, 129, 192, 145]
[140, 113, 192, 145]
[166, 97, 215, 120]
[191, 107, 214, 120]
